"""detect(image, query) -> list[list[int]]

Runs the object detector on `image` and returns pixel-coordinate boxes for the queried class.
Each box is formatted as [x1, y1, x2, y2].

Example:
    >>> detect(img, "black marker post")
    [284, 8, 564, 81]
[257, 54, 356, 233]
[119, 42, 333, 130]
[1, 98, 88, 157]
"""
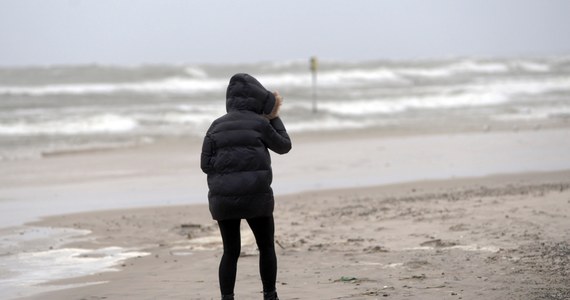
[310, 56, 318, 114]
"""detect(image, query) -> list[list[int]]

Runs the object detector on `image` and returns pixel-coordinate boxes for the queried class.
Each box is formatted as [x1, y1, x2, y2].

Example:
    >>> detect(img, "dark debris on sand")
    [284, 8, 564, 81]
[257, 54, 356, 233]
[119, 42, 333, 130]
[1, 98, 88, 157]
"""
[491, 241, 570, 300]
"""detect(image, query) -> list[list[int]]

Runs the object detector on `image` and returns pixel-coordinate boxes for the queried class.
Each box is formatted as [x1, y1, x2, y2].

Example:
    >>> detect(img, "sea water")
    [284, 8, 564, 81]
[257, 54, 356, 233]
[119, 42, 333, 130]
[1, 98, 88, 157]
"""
[0, 226, 149, 299]
[1, 56, 570, 160]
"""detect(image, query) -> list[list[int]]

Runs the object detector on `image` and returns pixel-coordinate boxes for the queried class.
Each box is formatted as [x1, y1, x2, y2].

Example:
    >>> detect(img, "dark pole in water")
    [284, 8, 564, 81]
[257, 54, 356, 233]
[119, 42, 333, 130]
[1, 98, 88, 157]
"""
[310, 56, 318, 114]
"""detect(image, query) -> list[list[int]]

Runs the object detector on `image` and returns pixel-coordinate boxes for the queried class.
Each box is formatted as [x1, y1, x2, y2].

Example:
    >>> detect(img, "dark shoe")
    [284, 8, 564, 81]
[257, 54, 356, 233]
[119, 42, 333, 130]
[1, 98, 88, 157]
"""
[263, 290, 279, 300]
[221, 294, 234, 300]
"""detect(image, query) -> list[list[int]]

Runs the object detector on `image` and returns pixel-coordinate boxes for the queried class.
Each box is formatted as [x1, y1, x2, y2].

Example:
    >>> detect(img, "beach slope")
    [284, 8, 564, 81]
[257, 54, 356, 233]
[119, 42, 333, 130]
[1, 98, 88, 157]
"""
[19, 170, 570, 300]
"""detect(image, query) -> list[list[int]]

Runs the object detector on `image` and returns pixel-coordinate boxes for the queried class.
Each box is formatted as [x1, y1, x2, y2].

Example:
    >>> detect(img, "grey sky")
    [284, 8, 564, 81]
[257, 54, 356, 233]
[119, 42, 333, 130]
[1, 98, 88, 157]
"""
[1, 0, 569, 66]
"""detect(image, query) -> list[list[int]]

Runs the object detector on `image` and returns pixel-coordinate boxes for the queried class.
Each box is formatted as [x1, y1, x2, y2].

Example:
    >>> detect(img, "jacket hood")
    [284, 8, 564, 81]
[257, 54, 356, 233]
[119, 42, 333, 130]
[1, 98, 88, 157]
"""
[226, 73, 276, 114]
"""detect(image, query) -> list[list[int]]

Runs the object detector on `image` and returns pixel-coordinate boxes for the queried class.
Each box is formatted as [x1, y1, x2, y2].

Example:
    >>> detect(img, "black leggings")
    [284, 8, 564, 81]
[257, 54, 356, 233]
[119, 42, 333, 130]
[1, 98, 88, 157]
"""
[217, 216, 277, 295]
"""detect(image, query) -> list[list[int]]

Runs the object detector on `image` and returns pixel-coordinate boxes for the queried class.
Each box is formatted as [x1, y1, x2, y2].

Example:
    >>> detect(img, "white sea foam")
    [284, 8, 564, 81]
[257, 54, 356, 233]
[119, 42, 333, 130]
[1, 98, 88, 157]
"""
[0, 246, 148, 299]
[319, 92, 509, 116]
[313, 76, 570, 116]
[319, 68, 404, 84]
[0, 114, 137, 135]
[259, 67, 407, 89]
[0, 67, 407, 97]
[176, 103, 222, 113]
[395, 60, 510, 79]
[512, 61, 550, 72]
[133, 111, 218, 125]
[466, 76, 570, 96]
[262, 60, 512, 86]
[448, 60, 509, 73]
[286, 117, 379, 132]
[0, 77, 226, 96]
[184, 67, 208, 78]
[0, 60, 555, 97]
[0, 227, 149, 299]
[257, 73, 311, 87]
[397, 67, 455, 78]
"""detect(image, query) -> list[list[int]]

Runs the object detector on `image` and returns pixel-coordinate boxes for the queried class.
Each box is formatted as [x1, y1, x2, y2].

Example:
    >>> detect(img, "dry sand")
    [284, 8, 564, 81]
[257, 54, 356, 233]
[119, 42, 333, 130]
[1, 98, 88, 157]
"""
[18, 170, 570, 300]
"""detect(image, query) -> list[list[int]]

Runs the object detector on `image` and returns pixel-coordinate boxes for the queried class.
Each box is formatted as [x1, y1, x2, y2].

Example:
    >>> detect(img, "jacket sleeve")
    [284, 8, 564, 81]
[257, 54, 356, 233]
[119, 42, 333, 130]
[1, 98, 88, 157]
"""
[200, 133, 215, 174]
[263, 117, 292, 154]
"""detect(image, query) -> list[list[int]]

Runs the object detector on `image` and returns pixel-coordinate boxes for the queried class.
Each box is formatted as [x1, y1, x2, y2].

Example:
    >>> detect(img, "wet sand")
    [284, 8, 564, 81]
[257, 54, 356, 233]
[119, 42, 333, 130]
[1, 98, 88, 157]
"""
[1, 128, 570, 228]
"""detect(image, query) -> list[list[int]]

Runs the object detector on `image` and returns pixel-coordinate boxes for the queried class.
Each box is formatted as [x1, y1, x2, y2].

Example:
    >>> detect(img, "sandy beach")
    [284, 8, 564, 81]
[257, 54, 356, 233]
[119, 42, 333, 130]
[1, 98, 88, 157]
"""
[0, 125, 569, 299]
[13, 171, 570, 300]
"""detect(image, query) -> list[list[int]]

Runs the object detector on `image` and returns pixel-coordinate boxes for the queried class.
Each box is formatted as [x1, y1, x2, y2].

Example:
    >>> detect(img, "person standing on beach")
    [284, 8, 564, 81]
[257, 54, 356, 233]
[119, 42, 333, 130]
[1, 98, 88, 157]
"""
[200, 73, 292, 300]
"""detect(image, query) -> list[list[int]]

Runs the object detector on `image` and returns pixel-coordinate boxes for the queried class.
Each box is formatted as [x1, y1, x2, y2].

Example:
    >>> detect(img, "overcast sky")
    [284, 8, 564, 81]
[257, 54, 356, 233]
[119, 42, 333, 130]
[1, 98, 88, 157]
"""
[1, 0, 569, 66]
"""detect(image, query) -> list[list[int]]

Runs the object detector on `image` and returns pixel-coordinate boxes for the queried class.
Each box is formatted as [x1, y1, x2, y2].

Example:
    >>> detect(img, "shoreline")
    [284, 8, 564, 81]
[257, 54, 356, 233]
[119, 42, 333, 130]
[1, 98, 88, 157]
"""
[21, 168, 570, 226]
[2, 116, 567, 163]
[12, 169, 570, 300]
[1, 127, 570, 229]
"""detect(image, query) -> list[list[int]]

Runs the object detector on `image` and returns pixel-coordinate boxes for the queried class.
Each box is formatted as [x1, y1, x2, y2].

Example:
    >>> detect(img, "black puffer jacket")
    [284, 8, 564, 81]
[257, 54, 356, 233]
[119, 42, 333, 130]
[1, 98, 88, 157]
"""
[200, 73, 292, 220]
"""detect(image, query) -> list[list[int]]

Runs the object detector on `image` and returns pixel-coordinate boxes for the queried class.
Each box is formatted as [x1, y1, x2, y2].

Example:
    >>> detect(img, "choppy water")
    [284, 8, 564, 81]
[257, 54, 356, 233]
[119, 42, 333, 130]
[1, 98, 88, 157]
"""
[1, 56, 570, 160]
[0, 226, 149, 299]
